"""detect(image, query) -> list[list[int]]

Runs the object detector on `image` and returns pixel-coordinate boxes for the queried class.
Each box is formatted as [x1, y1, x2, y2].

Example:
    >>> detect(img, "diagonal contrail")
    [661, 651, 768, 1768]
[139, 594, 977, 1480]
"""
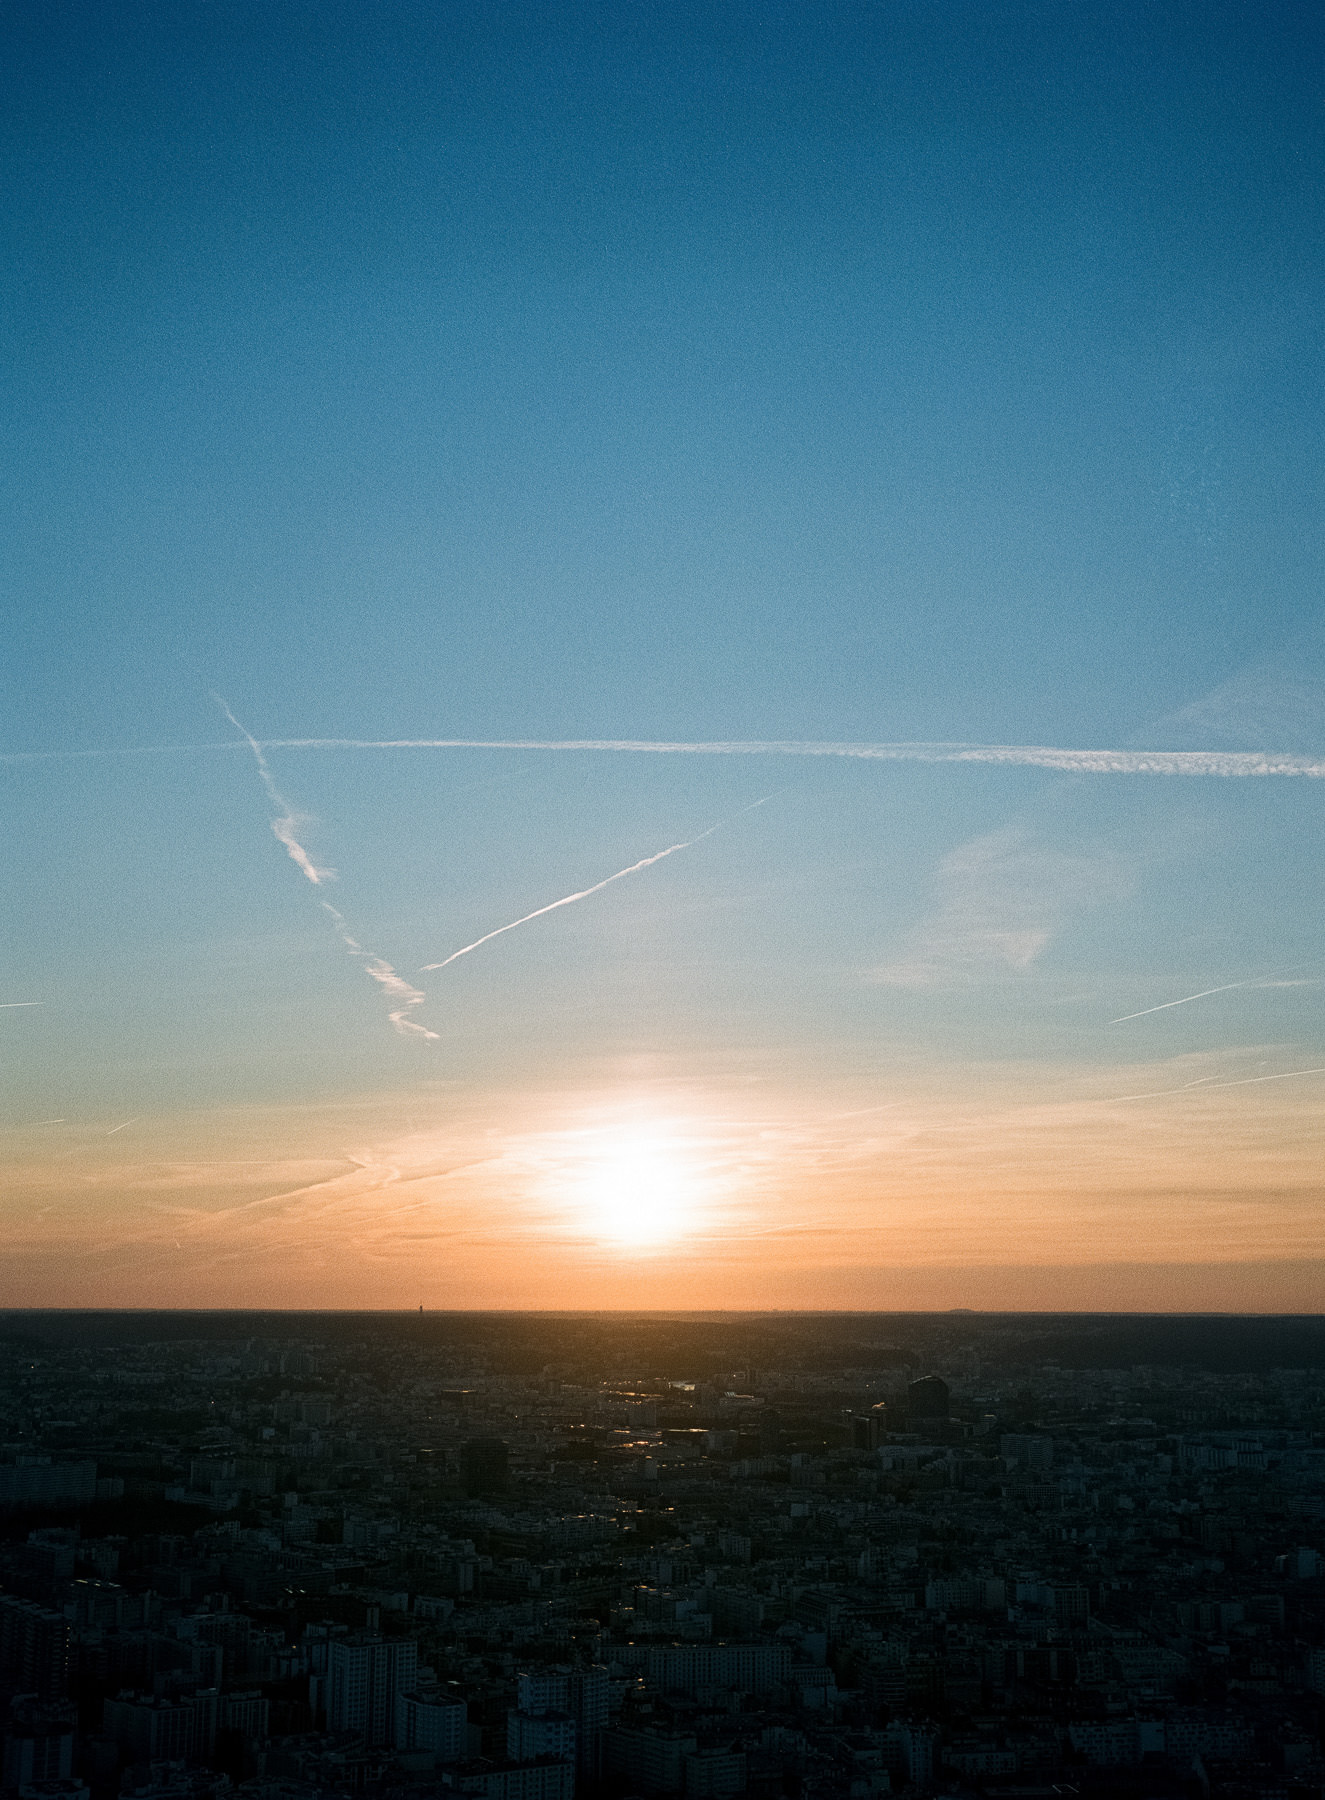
[421, 796, 775, 973]
[322, 905, 439, 1040]
[1109, 1067, 1325, 1102]
[1109, 982, 1257, 1023]
[218, 697, 434, 1041]
[214, 697, 334, 884]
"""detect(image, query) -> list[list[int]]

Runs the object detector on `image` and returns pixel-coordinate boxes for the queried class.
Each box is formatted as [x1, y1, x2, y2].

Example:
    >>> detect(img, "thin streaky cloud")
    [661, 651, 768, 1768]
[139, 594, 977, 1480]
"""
[1110, 982, 1258, 1023]
[1108, 1077, 1219, 1102]
[420, 796, 774, 973]
[1109, 975, 1320, 1023]
[1209, 1066, 1325, 1089]
[424, 838, 711, 972]
[106, 1118, 140, 1135]
[1108, 1069, 1325, 1103]
[0, 1002, 42, 1008]
[322, 904, 439, 1041]
[214, 696, 334, 884]
[0, 741, 247, 764]
[217, 697, 432, 1042]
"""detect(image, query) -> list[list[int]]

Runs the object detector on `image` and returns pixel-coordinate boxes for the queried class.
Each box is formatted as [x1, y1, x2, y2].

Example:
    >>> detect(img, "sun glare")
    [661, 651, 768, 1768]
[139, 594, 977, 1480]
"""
[581, 1136, 697, 1247]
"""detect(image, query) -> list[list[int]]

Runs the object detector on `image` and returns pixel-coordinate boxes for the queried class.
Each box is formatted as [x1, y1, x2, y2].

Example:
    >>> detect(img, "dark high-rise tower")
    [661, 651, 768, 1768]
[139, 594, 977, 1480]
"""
[907, 1375, 950, 1424]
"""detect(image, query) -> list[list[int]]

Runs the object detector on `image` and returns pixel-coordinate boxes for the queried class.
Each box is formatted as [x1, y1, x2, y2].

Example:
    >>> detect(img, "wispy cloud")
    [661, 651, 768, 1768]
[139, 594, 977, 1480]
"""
[321, 905, 438, 1040]
[421, 798, 773, 973]
[214, 697, 334, 884]
[870, 827, 1131, 989]
[1109, 1066, 1325, 1102]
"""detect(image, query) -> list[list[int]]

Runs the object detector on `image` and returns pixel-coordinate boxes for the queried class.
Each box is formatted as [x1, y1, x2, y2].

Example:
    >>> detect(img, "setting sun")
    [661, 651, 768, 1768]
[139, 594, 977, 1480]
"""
[580, 1133, 700, 1248]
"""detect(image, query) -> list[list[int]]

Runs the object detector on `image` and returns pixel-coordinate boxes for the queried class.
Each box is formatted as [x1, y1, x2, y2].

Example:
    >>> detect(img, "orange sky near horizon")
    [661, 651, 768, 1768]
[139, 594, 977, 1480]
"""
[6, 1052, 1323, 1312]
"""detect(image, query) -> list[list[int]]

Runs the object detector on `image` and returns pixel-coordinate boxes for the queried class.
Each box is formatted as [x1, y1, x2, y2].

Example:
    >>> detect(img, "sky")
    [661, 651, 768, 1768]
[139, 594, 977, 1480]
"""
[2, 0, 1323, 1310]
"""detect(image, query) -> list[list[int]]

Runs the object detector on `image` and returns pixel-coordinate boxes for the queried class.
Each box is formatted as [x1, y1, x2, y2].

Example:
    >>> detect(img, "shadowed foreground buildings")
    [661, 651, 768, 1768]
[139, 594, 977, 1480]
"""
[0, 1311, 1322, 1800]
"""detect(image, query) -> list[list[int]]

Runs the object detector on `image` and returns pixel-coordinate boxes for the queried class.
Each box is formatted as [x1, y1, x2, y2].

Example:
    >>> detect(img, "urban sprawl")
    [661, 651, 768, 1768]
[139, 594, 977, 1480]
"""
[0, 1313, 1323, 1800]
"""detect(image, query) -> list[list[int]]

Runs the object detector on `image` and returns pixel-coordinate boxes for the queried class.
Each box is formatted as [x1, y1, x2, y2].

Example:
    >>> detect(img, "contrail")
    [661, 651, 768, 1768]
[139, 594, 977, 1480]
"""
[1110, 982, 1257, 1023]
[9, 735, 1325, 776]
[214, 697, 334, 884]
[106, 1117, 140, 1134]
[420, 797, 774, 973]
[217, 698, 434, 1041]
[322, 905, 439, 1040]
[421, 839, 711, 972]
[1109, 975, 1317, 1023]
[1109, 1068, 1325, 1102]
[0, 1001, 42, 1008]
[251, 737, 1325, 778]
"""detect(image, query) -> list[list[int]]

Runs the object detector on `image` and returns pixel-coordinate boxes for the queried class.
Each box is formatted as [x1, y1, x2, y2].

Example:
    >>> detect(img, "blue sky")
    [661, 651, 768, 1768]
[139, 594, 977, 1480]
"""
[2, 1, 1323, 1307]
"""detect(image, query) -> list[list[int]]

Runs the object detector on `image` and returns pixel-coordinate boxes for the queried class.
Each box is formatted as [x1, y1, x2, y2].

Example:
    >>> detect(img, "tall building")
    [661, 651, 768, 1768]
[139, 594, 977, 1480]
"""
[325, 1634, 418, 1747]
[683, 1748, 746, 1797]
[506, 1711, 575, 1764]
[883, 1720, 935, 1787]
[0, 1594, 71, 1699]
[396, 1690, 468, 1760]
[2, 1700, 75, 1790]
[906, 1375, 950, 1424]
[0, 1462, 97, 1511]
[513, 1666, 608, 1778]
[604, 1725, 698, 1796]
[851, 1402, 889, 1450]
[219, 1691, 270, 1742]
[102, 1690, 218, 1761]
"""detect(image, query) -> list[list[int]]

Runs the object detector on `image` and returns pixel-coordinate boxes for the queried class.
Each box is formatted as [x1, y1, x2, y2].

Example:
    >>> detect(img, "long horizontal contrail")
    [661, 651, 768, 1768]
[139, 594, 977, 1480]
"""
[8, 736, 1325, 776]
[0, 1001, 42, 1008]
[253, 738, 1325, 778]
[422, 797, 774, 972]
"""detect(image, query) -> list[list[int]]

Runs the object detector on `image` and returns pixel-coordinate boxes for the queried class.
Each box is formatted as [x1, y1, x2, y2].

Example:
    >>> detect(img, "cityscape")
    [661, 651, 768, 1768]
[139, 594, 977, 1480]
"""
[0, 1312, 1323, 1800]
[4, 7, 1324, 1800]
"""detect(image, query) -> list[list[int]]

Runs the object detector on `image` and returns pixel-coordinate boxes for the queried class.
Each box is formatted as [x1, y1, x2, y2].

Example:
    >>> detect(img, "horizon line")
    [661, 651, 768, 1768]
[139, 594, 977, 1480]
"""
[0, 1304, 1322, 1317]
